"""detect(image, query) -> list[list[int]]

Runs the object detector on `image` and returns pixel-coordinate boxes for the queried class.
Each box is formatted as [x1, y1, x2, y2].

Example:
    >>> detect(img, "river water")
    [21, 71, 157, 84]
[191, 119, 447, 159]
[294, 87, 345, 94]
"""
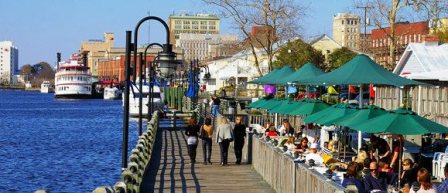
[0, 90, 141, 193]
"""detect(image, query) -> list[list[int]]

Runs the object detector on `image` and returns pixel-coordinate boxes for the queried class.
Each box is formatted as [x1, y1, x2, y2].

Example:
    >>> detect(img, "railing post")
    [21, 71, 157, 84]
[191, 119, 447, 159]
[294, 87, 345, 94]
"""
[246, 130, 253, 164]
[173, 111, 177, 129]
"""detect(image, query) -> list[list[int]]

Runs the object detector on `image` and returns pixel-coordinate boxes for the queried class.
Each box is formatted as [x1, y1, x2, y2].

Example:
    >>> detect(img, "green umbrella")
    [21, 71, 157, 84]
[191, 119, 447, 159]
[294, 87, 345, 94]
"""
[248, 98, 269, 108]
[269, 100, 304, 114]
[304, 103, 358, 126]
[248, 68, 279, 84]
[256, 66, 295, 85]
[258, 98, 285, 110]
[300, 54, 426, 87]
[353, 108, 448, 135]
[277, 63, 325, 85]
[332, 105, 387, 128]
[289, 99, 330, 116]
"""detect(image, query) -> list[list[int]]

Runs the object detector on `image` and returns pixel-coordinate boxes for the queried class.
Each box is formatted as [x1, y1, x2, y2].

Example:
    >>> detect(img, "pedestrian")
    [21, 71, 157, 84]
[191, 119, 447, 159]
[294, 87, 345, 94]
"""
[200, 118, 213, 165]
[211, 95, 221, 117]
[233, 116, 246, 164]
[216, 116, 233, 166]
[185, 117, 200, 164]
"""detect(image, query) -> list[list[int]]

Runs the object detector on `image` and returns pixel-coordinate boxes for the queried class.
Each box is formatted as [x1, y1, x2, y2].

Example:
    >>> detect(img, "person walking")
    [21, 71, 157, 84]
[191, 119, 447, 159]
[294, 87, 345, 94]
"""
[185, 117, 200, 164]
[216, 116, 233, 166]
[211, 95, 221, 117]
[233, 116, 246, 164]
[200, 118, 213, 165]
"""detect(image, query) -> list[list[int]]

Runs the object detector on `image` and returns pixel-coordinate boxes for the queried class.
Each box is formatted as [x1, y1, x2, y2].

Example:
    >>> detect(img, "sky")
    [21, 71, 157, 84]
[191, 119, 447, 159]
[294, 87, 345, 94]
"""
[0, 0, 355, 67]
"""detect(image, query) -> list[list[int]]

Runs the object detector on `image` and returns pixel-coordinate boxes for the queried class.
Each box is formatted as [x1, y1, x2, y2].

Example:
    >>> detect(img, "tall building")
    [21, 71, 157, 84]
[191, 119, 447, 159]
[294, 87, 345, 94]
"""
[0, 41, 19, 84]
[168, 12, 220, 45]
[333, 13, 361, 50]
[371, 21, 429, 67]
[176, 33, 239, 61]
[80, 33, 114, 78]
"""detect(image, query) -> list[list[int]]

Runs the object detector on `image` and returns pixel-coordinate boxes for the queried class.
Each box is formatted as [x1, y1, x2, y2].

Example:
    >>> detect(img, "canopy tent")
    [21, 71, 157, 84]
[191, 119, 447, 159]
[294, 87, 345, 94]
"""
[304, 103, 358, 126]
[248, 66, 295, 85]
[289, 99, 330, 116]
[248, 98, 270, 108]
[299, 54, 426, 87]
[277, 63, 325, 85]
[269, 100, 304, 114]
[332, 105, 388, 128]
[257, 98, 286, 110]
[353, 108, 448, 135]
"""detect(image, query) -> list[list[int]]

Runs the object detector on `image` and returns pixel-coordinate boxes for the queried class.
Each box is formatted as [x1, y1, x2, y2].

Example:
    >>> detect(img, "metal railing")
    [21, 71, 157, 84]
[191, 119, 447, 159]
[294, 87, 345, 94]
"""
[252, 136, 345, 193]
[93, 112, 159, 193]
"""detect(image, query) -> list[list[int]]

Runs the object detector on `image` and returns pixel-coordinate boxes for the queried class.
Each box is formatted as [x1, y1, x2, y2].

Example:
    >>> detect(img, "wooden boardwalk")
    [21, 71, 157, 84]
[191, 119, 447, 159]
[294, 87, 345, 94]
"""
[140, 118, 275, 193]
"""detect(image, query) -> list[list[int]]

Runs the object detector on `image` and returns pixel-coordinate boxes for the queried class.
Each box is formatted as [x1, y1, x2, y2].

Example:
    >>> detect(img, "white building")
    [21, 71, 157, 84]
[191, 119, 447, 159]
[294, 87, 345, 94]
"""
[333, 13, 361, 50]
[176, 33, 239, 61]
[0, 41, 19, 85]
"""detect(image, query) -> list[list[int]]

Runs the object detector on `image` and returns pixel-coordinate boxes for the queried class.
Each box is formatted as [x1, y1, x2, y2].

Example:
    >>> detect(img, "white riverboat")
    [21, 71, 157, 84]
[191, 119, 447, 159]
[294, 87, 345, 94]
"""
[124, 83, 164, 117]
[40, 81, 54, 93]
[103, 87, 122, 100]
[54, 54, 92, 98]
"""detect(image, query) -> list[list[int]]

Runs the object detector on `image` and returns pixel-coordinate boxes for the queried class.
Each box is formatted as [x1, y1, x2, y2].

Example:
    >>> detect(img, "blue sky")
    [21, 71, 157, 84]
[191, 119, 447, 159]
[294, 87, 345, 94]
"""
[0, 0, 354, 67]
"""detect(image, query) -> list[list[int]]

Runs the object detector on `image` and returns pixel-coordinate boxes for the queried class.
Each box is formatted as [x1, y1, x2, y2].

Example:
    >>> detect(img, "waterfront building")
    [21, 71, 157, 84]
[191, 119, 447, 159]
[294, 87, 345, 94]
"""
[332, 13, 361, 50]
[309, 34, 343, 64]
[168, 12, 220, 45]
[371, 21, 429, 67]
[80, 33, 115, 79]
[0, 41, 19, 85]
[97, 54, 155, 84]
[176, 33, 239, 61]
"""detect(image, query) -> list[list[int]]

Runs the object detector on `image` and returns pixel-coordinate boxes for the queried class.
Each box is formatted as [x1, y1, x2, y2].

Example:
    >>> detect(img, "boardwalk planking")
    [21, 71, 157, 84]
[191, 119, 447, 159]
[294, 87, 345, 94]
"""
[140, 118, 275, 193]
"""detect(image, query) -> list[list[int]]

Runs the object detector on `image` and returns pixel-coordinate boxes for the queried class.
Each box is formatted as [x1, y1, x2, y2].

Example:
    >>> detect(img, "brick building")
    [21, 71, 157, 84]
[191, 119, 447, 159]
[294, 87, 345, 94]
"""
[97, 55, 155, 84]
[371, 21, 429, 67]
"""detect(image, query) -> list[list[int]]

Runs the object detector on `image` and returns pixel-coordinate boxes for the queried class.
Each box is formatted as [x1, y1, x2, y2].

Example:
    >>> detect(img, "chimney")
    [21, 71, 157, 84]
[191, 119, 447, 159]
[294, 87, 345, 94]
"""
[423, 35, 439, 46]
[56, 52, 61, 68]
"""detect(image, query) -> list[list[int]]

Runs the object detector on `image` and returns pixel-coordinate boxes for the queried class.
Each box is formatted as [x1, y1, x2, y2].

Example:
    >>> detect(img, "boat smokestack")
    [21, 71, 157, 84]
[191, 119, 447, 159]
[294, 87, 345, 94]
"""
[57, 52, 61, 68]
[82, 52, 88, 67]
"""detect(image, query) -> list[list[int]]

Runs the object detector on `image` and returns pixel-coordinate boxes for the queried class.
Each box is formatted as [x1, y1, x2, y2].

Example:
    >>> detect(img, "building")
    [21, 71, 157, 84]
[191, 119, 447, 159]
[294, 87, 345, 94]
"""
[359, 33, 372, 54]
[0, 41, 19, 85]
[168, 12, 220, 45]
[97, 55, 155, 84]
[332, 13, 361, 50]
[80, 33, 115, 78]
[371, 21, 429, 67]
[309, 34, 343, 63]
[176, 33, 239, 61]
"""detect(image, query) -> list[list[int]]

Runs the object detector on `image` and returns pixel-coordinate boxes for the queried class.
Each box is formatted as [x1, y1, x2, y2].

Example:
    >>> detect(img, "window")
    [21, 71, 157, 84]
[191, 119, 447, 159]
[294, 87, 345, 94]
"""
[192, 21, 198, 25]
[342, 20, 344, 25]
[183, 20, 190, 25]
[175, 25, 181, 29]
[201, 21, 207, 25]
[175, 20, 181, 24]
[183, 26, 190, 30]
[209, 21, 216, 25]
[201, 26, 207, 30]
[209, 26, 216, 30]
[208, 78, 216, 85]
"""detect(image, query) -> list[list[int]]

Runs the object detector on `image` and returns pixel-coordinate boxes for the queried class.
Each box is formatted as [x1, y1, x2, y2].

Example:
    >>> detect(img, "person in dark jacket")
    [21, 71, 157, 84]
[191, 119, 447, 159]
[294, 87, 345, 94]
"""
[364, 161, 388, 193]
[233, 116, 246, 164]
[185, 117, 200, 164]
[400, 159, 418, 188]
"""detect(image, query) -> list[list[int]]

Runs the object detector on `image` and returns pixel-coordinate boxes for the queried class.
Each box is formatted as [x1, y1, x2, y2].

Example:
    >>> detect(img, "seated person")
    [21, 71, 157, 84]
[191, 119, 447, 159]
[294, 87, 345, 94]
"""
[400, 159, 418, 188]
[265, 123, 278, 137]
[284, 137, 296, 151]
[363, 161, 387, 193]
[341, 162, 365, 193]
[294, 137, 309, 153]
[305, 143, 324, 165]
[296, 125, 305, 138]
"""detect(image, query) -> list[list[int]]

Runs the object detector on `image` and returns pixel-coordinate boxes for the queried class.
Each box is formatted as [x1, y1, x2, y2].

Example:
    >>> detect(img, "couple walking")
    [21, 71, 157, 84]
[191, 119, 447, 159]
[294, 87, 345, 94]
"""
[184, 116, 246, 166]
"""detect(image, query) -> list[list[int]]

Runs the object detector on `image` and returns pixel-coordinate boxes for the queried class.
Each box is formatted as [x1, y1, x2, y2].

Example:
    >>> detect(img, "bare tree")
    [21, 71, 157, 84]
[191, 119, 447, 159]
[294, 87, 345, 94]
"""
[410, 0, 448, 29]
[202, 0, 306, 75]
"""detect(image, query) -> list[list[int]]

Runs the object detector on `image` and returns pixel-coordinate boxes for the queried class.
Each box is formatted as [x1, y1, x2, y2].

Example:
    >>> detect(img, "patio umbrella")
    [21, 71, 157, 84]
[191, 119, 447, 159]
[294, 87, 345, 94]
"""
[276, 63, 325, 85]
[299, 54, 426, 87]
[247, 68, 279, 84]
[304, 103, 358, 126]
[248, 98, 269, 108]
[332, 105, 388, 128]
[289, 99, 330, 116]
[259, 66, 295, 85]
[257, 98, 286, 110]
[269, 100, 305, 114]
[353, 108, 448, 135]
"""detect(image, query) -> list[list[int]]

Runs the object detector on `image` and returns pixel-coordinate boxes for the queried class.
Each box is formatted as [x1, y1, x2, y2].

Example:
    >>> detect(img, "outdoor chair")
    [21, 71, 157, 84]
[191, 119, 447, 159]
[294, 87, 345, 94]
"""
[432, 146, 448, 180]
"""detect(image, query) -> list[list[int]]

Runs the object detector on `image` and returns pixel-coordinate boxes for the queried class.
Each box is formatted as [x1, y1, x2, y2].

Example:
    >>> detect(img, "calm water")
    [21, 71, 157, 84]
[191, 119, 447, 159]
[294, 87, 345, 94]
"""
[0, 90, 141, 193]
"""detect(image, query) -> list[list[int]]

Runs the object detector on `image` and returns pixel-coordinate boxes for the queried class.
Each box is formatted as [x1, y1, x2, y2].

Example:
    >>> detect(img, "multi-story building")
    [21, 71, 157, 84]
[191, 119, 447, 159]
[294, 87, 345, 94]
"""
[333, 13, 361, 50]
[168, 12, 220, 45]
[176, 33, 239, 61]
[371, 21, 429, 67]
[0, 41, 19, 85]
[80, 33, 114, 79]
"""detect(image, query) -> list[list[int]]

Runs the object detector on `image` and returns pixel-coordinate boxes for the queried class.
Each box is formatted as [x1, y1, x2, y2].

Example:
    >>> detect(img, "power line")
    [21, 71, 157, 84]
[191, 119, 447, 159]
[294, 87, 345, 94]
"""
[357, 6, 371, 53]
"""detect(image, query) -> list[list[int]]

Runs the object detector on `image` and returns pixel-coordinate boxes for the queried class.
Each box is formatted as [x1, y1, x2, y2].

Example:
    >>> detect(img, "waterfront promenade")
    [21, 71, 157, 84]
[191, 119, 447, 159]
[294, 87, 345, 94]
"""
[139, 117, 275, 193]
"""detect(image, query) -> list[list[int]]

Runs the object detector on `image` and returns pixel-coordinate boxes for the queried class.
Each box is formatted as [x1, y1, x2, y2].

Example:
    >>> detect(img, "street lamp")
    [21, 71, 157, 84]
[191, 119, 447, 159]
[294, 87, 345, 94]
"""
[122, 16, 178, 169]
[142, 43, 163, 121]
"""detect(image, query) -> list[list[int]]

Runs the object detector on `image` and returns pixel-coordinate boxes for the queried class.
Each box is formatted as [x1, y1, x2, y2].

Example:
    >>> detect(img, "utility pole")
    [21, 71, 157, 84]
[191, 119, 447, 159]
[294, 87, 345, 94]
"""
[357, 5, 371, 53]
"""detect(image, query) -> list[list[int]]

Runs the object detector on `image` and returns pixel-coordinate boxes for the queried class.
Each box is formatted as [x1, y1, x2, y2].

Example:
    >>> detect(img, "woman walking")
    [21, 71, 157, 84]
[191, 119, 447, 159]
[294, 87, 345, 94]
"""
[216, 116, 233, 166]
[233, 116, 246, 164]
[200, 118, 213, 165]
[185, 117, 200, 164]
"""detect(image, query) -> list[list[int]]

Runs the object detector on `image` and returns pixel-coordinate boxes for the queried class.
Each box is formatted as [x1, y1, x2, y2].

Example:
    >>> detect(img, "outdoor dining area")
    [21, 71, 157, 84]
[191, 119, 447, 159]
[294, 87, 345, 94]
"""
[246, 54, 448, 193]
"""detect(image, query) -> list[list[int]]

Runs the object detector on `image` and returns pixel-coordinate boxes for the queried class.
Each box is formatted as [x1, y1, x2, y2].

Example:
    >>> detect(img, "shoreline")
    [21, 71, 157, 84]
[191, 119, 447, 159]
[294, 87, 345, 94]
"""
[0, 86, 40, 91]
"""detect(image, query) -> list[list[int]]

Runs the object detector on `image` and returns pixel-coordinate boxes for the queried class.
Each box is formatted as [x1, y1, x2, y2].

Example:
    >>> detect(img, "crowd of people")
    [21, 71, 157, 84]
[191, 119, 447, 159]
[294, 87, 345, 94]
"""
[258, 119, 448, 193]
[184, 115, 247, 166]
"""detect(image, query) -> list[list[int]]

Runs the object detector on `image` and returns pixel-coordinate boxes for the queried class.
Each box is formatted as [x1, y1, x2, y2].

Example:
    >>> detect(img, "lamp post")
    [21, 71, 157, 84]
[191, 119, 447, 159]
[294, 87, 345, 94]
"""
[122, 16, 178, 169]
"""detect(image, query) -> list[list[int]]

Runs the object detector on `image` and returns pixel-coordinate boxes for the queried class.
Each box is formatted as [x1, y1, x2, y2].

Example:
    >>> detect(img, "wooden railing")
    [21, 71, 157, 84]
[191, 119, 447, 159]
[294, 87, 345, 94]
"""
[252, 136, 345, 193]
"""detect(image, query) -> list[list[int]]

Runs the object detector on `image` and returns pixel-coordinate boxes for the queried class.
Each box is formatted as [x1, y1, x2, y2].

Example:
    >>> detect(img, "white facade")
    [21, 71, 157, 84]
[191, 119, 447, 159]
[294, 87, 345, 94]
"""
[0, 41, 19, 84]
[176, 33, 238, 61]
